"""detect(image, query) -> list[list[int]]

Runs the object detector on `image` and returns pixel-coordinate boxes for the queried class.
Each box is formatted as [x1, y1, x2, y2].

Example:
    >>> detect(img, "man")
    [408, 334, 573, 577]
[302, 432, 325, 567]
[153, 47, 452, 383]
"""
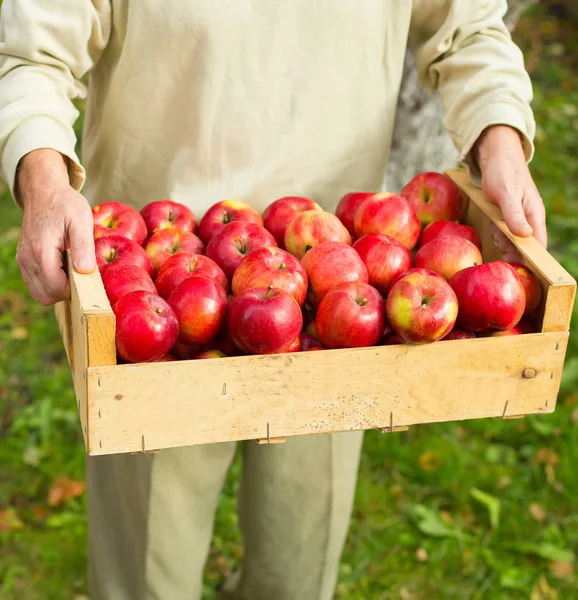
[0, 1, 546, 599]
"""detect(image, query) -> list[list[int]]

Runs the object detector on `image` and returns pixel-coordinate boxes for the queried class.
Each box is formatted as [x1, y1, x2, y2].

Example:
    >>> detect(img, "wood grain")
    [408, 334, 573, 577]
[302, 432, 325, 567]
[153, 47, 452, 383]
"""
[86, 332, 567, 455]
[447, 169, 577, 333]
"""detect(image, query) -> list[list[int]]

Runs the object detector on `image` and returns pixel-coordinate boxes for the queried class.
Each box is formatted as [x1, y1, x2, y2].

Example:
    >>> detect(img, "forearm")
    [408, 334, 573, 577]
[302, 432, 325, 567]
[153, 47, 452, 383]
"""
[16, 149, 71, 206]
[473, 125, 526, 171]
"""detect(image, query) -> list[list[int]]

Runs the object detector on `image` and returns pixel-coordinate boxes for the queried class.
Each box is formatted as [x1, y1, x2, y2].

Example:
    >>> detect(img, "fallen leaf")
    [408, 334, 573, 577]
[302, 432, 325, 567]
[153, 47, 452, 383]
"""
[471, 487, 501, 530]
[0, 508, 25, 531]
[415, 547, 428, 562]
[530, 575, 558, 600]
[535, 448, 559, 467]
[549, 561, 575, 580]
[9, 326, 28, 340]
[439, 510, 453, 524]
[418, 451, 441, 472]
[48, 476, 86, 507]
[529, 503, 547, 522]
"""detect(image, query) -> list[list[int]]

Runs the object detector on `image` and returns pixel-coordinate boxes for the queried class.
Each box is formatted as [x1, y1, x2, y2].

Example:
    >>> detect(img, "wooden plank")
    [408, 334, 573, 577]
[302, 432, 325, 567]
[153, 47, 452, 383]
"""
[447, 169, 576, 333]
[54, 254, 116, 452]
[86, 332, 567, 455]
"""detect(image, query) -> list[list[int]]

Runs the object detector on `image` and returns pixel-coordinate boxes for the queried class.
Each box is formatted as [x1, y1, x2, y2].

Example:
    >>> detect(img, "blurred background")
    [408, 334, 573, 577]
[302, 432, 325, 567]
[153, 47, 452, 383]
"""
[1, 2, 577, 599]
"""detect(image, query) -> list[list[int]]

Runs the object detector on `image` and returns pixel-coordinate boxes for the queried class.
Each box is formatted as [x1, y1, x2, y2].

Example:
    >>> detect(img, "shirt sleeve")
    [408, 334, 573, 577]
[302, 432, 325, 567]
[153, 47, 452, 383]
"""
[0, 0, 111, 200]
[409, 0, 535, 180]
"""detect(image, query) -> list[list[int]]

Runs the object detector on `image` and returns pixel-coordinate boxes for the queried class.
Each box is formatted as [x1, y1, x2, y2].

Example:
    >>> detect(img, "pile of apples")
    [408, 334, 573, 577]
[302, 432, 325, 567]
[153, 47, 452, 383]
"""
[91, 172, 542, 363]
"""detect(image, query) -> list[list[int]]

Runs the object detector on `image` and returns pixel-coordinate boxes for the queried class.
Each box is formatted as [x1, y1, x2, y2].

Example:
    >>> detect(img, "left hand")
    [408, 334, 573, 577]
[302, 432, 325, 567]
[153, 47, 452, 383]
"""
[474, 125, 547, 263]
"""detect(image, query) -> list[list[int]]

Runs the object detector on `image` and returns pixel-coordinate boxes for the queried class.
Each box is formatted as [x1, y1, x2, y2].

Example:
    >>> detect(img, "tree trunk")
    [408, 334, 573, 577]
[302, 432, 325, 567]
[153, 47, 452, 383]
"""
[385, 1, 536, 193]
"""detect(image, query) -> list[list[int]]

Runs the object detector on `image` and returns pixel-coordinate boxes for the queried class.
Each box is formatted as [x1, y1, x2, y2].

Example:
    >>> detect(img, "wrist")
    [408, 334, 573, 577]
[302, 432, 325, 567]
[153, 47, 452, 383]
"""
[17, 149, 71, 207]
[474, 125, 525, 169]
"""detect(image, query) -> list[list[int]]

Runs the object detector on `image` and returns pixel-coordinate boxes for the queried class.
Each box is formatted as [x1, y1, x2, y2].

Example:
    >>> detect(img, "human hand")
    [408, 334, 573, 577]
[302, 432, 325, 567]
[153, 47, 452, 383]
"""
[474, 125, 547, 263]
[16, 149, 95, 306]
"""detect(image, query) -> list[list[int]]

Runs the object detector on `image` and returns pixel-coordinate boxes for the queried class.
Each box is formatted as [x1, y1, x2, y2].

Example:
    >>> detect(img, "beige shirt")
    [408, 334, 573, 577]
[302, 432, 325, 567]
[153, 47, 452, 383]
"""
[0, 1, 534, 215]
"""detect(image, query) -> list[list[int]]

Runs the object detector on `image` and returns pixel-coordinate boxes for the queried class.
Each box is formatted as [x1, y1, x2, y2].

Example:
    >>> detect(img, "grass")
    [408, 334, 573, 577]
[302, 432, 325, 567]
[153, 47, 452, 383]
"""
[1, 4, 577, 599]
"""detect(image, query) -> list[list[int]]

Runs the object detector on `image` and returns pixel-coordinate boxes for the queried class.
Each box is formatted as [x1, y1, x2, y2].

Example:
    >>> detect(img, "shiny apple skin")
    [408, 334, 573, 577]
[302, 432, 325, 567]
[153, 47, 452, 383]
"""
[353, 193, 421, 250]
[315, 281, 385, 349]
[284, 211, 351, 260]
[167, 275, 228, 345]
[101, 263, 157, 307]
[140, 200, 198, 236]
[113, 290, 179, 363]
[93, 201, 148, 245]
[95, 235, 154, 276]
[263, 196, 323, 247]
[228, 287, 303, 354]
[155, 253, 228, 300]
[198, 200, 263, 245]
[353, 233, 412, 296]
[386, 272, 459, 343]
[415, 235, 483, 281]
[449, 261, 526, 332]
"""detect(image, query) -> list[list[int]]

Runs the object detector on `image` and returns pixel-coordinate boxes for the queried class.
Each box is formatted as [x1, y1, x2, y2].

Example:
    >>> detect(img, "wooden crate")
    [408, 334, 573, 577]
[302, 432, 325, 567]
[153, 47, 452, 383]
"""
[54, 169, 576, 456]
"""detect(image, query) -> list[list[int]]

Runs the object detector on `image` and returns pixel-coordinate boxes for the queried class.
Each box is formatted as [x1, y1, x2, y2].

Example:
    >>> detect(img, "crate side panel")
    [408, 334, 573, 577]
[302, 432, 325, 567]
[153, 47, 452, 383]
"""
[86, 333, 567, 455]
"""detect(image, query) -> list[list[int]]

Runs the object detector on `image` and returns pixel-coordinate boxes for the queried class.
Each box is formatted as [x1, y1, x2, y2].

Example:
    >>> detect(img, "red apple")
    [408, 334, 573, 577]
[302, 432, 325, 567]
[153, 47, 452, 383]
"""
[170, 341, 202, 360]
[95, 235, 154, 276]
[167, 275, 228, 344]
[420, 220, 482, 250]
[401, 172, 463, 225]
[441, 328, 476, 341]
[92, 201, 148, 245]
[353, 193, 420, 250]
[112, 290, 179, 362]
[335, 192, 373, 237]
[205, 222, 278, 281]
[415, 236, 482, 281]
[511, 263, 542, 314]
[232, 246, 308, 306]
[140, 200, 198, 237]
[300, 332, 322, 351]
[101, 264, 156, 307]
[353, 234, 412, 296]
[195, 349, 227, 359]
[145, 229, 205, 275]
[263, 196, 323, 247]
[389, 267, 446, 290]
[155, 253, 228, 300]
[198, 200, 263, 245]
[301, 241, 368, 307]
[284, 211, 351, 260]
[228, 286, 303, 354]
[449, 261, 526, 332]
[315, 281, 385, 349]
[386, 272, 459, 343]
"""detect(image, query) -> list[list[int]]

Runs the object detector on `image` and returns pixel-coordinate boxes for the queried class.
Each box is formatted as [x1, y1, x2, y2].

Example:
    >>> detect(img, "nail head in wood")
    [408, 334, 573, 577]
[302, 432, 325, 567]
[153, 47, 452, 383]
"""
[222, 383, 226, 395]
[522, 368, 537, 379]
[114, 394, 123, 401]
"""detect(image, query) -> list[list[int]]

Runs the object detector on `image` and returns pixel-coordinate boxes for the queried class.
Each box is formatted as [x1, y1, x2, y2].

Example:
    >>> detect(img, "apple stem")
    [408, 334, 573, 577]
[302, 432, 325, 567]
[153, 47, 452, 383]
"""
[107, 248, 117, 263]
[358, 297, 368, 306]
[279, 262, 286, 270]
[265, 285, 274, 299]
[156, 307, 164, 314]
[421, 302, 427, 309]
[168, 209, 174, 222]
[304, 245, 313, 254]
[222, 210, 229, 224]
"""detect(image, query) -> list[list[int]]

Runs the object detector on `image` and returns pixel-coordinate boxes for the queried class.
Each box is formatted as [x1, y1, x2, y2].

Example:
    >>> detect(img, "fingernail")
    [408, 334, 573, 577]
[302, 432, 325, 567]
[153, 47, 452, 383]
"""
[518, 222, 532, 233]
[74, 259, 95, 272]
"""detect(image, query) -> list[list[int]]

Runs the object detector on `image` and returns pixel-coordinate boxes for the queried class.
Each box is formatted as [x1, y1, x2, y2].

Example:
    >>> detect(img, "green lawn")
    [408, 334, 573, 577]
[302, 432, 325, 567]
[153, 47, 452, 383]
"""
[1, 5, 577, 599]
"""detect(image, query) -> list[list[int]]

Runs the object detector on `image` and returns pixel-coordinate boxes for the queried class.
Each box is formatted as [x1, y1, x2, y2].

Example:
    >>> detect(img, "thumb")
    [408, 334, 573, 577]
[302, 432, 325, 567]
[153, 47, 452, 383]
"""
[486, 180, 533, 239]
[68, 211, 96, 273]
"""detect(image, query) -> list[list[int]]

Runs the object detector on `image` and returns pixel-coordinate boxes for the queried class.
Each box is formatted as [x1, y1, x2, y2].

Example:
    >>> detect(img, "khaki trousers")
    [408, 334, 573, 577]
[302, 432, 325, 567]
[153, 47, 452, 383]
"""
[86, 431, 364, 600]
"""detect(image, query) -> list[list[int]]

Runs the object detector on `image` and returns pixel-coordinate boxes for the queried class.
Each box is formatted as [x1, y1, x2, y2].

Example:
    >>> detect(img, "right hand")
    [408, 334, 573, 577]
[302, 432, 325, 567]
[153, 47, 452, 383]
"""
[16, 149, 96, 306]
